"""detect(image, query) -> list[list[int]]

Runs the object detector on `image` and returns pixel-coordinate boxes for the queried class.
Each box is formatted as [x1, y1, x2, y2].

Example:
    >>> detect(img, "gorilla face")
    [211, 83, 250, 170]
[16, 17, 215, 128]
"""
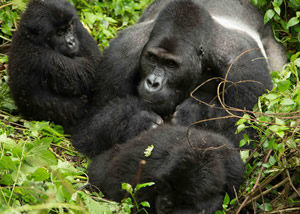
[138, 36, 203, 116]
[22, 0, 80, 57]
[48, 18, 79, 57]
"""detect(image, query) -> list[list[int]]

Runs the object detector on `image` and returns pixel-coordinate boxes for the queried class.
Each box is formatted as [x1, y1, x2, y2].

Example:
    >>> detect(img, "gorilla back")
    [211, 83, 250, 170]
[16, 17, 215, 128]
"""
[89, 125, 244, 214]
[8, 0, 101, 131]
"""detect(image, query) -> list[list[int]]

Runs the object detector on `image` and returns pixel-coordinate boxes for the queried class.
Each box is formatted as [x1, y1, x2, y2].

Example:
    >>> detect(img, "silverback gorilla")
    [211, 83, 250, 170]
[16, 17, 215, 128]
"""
[89, 125, 244, 213]
[72, 0, 286, 157]
[8, 0, 101, 131]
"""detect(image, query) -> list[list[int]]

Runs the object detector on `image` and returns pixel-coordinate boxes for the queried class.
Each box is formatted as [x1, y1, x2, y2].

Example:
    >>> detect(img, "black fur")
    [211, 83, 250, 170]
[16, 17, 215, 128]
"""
[72, 0, 286, 155]
[8, 0, 101, 131]
[72, 97, 162, 158]
[89, 125, 244, 214]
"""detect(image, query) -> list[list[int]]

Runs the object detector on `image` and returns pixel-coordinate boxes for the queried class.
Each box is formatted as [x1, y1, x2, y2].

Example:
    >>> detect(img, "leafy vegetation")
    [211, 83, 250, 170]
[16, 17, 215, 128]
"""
[0, 0, 299, 213]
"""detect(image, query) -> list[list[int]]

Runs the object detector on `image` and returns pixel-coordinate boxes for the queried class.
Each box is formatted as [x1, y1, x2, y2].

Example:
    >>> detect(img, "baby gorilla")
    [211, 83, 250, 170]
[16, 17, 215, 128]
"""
[89, 125, 244, 214]
[8, 0, 101, 131]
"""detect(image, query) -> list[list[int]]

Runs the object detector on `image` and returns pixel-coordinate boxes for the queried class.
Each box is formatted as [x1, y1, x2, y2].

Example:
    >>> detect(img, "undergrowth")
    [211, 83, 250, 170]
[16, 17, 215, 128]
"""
[0, 0, 299, 213]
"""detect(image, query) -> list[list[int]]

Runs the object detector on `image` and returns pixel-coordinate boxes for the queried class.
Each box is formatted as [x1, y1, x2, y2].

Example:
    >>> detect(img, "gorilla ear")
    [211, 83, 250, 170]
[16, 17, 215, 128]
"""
[196, 46, 204, 57]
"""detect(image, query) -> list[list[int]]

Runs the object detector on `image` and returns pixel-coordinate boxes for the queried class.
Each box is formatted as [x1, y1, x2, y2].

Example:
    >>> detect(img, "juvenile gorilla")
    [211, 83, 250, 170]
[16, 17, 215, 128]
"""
[72, 0, 286, 156]
[89, 125, 244, 214]
[8, 0, 101, 131]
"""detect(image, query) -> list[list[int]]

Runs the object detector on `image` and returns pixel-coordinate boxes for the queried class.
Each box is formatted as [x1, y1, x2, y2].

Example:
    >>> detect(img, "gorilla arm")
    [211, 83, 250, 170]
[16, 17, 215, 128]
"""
[40, 48, 96, 96]
[173, 31, 272, 143]
[71, 97, 162, 158]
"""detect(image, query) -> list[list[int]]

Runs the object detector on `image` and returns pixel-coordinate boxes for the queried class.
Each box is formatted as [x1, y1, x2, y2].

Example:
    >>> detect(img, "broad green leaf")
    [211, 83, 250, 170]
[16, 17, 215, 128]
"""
[32, 167, 50, 181]
[78, 191, 110, 214]
[235, 124, 247, 134]
[287, 17, 299, 28]
[223, 193, 230, 205]
[26, 149, 57, 167]
[236, 114, 251, 125]
[240, 150, 250, 163]
[140, 201, 151, 208]
[230, 198, 237, 205]
[240, 139, 247, 147]
[0, 174, 14, 185]
[287, 139, 297, 149]
[290, 52, 300, 63]
[122, 183, 133, 194]
[258, 116, 272, 123]
[277, 80, 291, 92]
[0, 156, 17, 170]
[12, 0, 27, 11]
[0, 134, 17, 150]
[135, 182, 155, 192]
[281, 98, 295, 106]
[269, 156, 276, 166]
[273, 6, 280, 15]
[264, 9, 275, 24]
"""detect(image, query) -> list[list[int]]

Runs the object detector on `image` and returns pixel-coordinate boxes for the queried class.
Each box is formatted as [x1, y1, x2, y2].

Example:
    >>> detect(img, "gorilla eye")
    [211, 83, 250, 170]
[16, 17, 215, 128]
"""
[164, 59, 178, 68]
[147, 52, 158, 62]
[56, 29, 65, 36]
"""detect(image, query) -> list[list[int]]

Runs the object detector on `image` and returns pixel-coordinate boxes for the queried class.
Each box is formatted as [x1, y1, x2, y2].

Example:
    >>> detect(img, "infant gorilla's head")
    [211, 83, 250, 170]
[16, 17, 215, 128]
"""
[21, 0, 80, 57]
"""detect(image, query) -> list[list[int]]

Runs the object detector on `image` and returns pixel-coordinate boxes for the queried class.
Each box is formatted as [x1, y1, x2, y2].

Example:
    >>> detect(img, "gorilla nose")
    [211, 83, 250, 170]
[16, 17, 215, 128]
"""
[66, 36, 75, 48]
[145, 73, 163, 93]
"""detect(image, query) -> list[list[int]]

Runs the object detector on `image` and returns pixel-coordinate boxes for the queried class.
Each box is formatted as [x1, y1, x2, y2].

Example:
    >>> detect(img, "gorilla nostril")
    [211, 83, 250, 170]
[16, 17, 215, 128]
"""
[147, 79, 153, 86]
[152, 82, 160, 88]
[144, 73, 164, 92]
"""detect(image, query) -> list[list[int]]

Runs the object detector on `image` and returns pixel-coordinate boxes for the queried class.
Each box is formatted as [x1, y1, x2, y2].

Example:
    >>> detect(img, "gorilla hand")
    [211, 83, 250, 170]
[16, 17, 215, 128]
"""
[171, 98, 204, 126]
[72, 96, 163, 158]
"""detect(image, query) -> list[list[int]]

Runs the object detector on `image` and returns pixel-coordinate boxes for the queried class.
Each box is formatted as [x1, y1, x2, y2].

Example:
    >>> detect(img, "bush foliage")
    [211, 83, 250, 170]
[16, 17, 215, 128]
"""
[0, 0, 299, 213]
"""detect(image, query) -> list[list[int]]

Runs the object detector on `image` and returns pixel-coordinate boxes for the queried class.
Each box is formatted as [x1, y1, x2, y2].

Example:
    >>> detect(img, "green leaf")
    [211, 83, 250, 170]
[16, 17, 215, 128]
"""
[236, 114, 251, 125]
[277, 80, 291, 92]
[264, 9, 275, 24]
[31, 167, 50, 181]
[287, 17, 299, 28]
[223, 193, 230, 205]
[286, 139, 297, 149]
[269, 156, 276, 166]
[230, 198, 237, 205]
[258, 202, 272, 211]
[269, 125, 288, 138]
[273, 6, 280, 15]
[0, 156, 17, 170]
[280, 98, 295, 106]
[280, 20, 288, 30]
[240, 139, 247, 147]
[135, 182, 155, 192]
[0, 174, 14, 185]
[275, 118, 286, 126]
[263, 93, 278, 100]
[258, 116, 272, 123]
[77, 191, 108, 214]
[0, 134, 17, 150]
[240, 150, 250, 163]
[236, 124, 247, 134]
[290, 52, 300, 63]
[140, 201, 151, 208]
[26, 148, 57, 167]
[144, 144, 154, 157]
[273, 0, 282, 7]
[122, 183, 133, 194]
[12, 0, 27, 11]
